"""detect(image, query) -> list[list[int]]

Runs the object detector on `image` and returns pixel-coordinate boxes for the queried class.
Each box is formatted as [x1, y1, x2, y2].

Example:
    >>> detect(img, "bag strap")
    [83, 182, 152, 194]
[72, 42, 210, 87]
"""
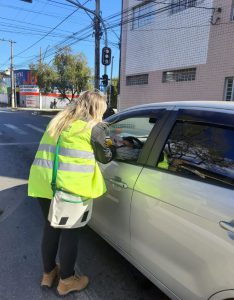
[51, 136, 61, 196]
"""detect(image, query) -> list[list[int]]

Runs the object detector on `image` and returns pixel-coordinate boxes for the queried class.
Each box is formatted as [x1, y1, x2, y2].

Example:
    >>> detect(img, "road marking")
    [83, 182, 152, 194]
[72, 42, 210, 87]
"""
[0, 176, 28, 191]
[0, 110, 12, 113]
[4, 124, 27, 135]
[25, 124, 45, 133]
[0, 142, 39, 146]
[41, 115, 53, 118]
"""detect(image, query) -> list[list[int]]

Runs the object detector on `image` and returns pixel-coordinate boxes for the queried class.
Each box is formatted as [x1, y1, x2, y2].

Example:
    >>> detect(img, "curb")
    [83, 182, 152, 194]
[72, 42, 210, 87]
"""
[10, 107, 62, 115]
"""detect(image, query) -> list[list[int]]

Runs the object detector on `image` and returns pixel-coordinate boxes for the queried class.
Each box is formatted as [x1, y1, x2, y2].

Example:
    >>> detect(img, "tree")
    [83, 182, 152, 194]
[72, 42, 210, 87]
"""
[30, 47, 92, 102]
[30, 63, 57, 94]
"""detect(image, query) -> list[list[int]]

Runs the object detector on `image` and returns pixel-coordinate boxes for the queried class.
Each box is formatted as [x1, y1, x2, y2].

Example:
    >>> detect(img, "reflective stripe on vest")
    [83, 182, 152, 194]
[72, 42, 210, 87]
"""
[33, 158, 95, 173]
[38, 144, 95, 159]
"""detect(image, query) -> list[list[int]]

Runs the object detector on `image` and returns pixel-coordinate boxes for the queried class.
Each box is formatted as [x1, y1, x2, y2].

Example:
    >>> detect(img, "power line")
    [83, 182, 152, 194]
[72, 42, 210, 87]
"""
[0, 0, 215, 70]
[13, 25, 94, 68]
[104, 0, 214, 32]
[37, 0, 75, 10]
[0, 16, 75, 35]
[0, 11, 89, 69]
[8, 0, 168, 68]
[14, 32, 94, 68]
[14, 0, 91, 58]
[0, 3, 91, 25]
[0, 28, 69, 39]
[0, 3, 69, 19]
[14, 9, 79, 57]
[0, 23, 72, 38]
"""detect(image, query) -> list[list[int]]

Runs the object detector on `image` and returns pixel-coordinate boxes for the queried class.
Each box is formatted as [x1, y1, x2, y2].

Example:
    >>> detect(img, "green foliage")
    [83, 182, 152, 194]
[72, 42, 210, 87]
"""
[30, 47, 92, 102]
[0, 73, 8, 94]
[30, 63, 57, 94]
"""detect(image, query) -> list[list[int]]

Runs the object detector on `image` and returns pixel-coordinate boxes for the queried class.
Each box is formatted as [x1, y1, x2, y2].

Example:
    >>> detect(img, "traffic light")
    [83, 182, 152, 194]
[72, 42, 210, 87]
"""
[102, 47, 111, 66]
[102, 74, 108, 87]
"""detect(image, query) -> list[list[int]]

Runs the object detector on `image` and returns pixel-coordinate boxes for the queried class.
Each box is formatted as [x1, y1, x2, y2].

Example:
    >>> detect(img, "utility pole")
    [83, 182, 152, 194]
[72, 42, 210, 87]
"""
[95, 0, 100, 90]
[108, 56, 114, 106]
[39, 47, 42, 64]
[10, 40, 16, 109]
[65, 0, 108, 90]
[0, 38, 16, 108]
[39, 47, 42, 110]
[22, 0, 108, 91]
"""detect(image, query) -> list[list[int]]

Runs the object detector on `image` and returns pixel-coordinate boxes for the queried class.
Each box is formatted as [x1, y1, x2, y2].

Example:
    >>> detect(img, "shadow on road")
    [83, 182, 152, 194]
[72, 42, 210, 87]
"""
[0, 184, 170, 300]
[0, 185, 82, 300]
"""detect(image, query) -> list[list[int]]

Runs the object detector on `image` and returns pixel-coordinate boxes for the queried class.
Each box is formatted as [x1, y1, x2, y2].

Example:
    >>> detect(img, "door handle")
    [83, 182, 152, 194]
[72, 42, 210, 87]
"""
[109, 178, 128, 189]
[219, 220, 234, 233]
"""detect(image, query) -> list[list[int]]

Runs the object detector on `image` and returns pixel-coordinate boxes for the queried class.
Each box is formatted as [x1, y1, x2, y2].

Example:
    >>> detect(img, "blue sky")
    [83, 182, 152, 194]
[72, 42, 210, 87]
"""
[0, 0, 121, 78]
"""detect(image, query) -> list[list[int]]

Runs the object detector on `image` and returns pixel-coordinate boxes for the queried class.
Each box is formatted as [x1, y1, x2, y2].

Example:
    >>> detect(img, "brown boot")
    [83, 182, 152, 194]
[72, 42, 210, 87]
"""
[57, 275, 89, 296]
[41, 265, 60, 288]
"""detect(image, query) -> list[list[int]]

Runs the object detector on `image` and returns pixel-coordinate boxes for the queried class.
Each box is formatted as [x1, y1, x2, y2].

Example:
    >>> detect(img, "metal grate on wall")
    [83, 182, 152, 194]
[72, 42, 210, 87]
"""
[224, 78, 234, 101]
[162, 68, 196, 83]
[126, 74, 149, 86]
[170, 0, 203, 14]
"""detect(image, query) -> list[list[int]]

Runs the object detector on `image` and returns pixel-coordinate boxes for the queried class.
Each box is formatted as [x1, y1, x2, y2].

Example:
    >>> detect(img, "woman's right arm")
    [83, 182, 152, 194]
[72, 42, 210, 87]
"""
[91, 123, 116, 164]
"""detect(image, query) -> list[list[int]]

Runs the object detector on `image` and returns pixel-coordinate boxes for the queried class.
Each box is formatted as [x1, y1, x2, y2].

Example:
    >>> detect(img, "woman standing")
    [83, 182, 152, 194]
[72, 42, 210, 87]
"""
[28, 91, 115, 296]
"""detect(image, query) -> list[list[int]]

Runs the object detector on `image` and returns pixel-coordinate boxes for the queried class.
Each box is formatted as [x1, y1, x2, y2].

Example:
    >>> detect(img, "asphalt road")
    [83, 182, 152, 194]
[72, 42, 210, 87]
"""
[0, 108, 170, 300]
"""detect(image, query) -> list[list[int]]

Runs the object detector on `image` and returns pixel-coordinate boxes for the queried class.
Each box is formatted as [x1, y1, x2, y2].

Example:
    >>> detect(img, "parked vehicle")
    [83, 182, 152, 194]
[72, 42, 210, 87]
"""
[89, 101, 234, 300]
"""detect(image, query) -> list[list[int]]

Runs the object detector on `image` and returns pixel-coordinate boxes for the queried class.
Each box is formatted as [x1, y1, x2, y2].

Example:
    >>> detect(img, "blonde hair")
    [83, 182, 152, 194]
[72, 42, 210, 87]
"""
[47, 90, 107, 139]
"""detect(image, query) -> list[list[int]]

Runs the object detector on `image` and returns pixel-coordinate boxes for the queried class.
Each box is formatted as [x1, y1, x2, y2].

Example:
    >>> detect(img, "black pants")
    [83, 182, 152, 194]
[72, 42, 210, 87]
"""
[38, 198, 81, 279]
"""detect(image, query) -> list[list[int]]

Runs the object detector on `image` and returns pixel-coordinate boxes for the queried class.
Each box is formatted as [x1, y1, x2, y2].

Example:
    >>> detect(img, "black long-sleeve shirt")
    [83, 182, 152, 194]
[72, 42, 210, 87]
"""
[91, 122, 115, 164]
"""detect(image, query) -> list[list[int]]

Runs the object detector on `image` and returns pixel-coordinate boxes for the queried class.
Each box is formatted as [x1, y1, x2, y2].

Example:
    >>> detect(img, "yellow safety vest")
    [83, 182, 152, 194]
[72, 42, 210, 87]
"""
[28, 120, 106, 200]
[157, 152, 169, 169]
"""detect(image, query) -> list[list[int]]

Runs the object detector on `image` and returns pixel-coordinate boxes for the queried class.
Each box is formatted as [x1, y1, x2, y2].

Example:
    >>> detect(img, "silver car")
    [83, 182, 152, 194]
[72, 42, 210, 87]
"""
[89, 101, 234, 300]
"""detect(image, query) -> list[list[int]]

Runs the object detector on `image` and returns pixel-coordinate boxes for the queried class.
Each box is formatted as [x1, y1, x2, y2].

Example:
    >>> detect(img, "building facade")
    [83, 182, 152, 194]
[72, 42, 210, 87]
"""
[119, 0, 234, 110]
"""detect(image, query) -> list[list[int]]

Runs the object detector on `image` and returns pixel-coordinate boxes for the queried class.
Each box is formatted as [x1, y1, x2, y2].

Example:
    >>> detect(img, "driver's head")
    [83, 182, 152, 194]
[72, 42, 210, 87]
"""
[122, 137, 135, 148]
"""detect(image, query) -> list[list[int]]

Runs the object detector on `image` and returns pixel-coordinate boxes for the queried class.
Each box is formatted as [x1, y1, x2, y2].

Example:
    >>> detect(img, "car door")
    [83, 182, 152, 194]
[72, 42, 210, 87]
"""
[130, 108, 234, 300]
[90, 108, 171, 254]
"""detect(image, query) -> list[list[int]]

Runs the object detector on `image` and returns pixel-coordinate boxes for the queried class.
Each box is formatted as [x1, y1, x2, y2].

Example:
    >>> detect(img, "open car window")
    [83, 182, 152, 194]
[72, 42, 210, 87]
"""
[157, 121, 234, 188]
[106, 117, 156, 163]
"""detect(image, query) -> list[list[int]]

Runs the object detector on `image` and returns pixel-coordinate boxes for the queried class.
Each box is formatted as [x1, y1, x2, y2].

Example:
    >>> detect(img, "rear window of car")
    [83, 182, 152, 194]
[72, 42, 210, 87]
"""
[157, 121, 234, 188]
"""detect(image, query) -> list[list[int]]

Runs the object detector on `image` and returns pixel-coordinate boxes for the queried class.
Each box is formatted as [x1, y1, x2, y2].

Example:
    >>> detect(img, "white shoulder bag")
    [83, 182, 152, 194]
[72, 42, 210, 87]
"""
[48, 136, 93, 229]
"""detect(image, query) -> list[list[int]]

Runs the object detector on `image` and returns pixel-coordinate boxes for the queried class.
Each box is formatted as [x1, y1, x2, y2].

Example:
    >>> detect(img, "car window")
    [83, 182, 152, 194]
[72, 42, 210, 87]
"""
[156, 121, 234, 188]
[106, 117, 156, 163]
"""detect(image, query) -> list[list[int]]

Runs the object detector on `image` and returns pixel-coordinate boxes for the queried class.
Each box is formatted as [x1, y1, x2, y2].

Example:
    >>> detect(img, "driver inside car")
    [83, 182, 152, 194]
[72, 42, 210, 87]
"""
[114, 136, 143, 161]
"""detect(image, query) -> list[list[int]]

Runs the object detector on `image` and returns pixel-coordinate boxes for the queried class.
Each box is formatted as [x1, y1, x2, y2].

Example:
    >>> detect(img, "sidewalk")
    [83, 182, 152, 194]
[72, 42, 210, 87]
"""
[1, 105, 62, 115]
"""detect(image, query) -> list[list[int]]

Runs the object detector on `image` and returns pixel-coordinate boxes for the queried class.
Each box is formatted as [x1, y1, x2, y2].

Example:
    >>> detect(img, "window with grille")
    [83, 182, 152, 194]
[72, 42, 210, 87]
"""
[132, 2, 154, 30]
[162, 68, 196, 83]
[171, 0, 198, 14]
[224, 78, 234, 101]
[231, 0, 234, 20]
[126, 74, 148, 86]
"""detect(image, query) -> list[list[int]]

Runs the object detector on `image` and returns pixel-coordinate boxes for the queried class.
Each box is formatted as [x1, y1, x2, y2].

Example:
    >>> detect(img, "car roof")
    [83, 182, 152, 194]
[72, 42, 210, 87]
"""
[121, 101, 234, 112]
